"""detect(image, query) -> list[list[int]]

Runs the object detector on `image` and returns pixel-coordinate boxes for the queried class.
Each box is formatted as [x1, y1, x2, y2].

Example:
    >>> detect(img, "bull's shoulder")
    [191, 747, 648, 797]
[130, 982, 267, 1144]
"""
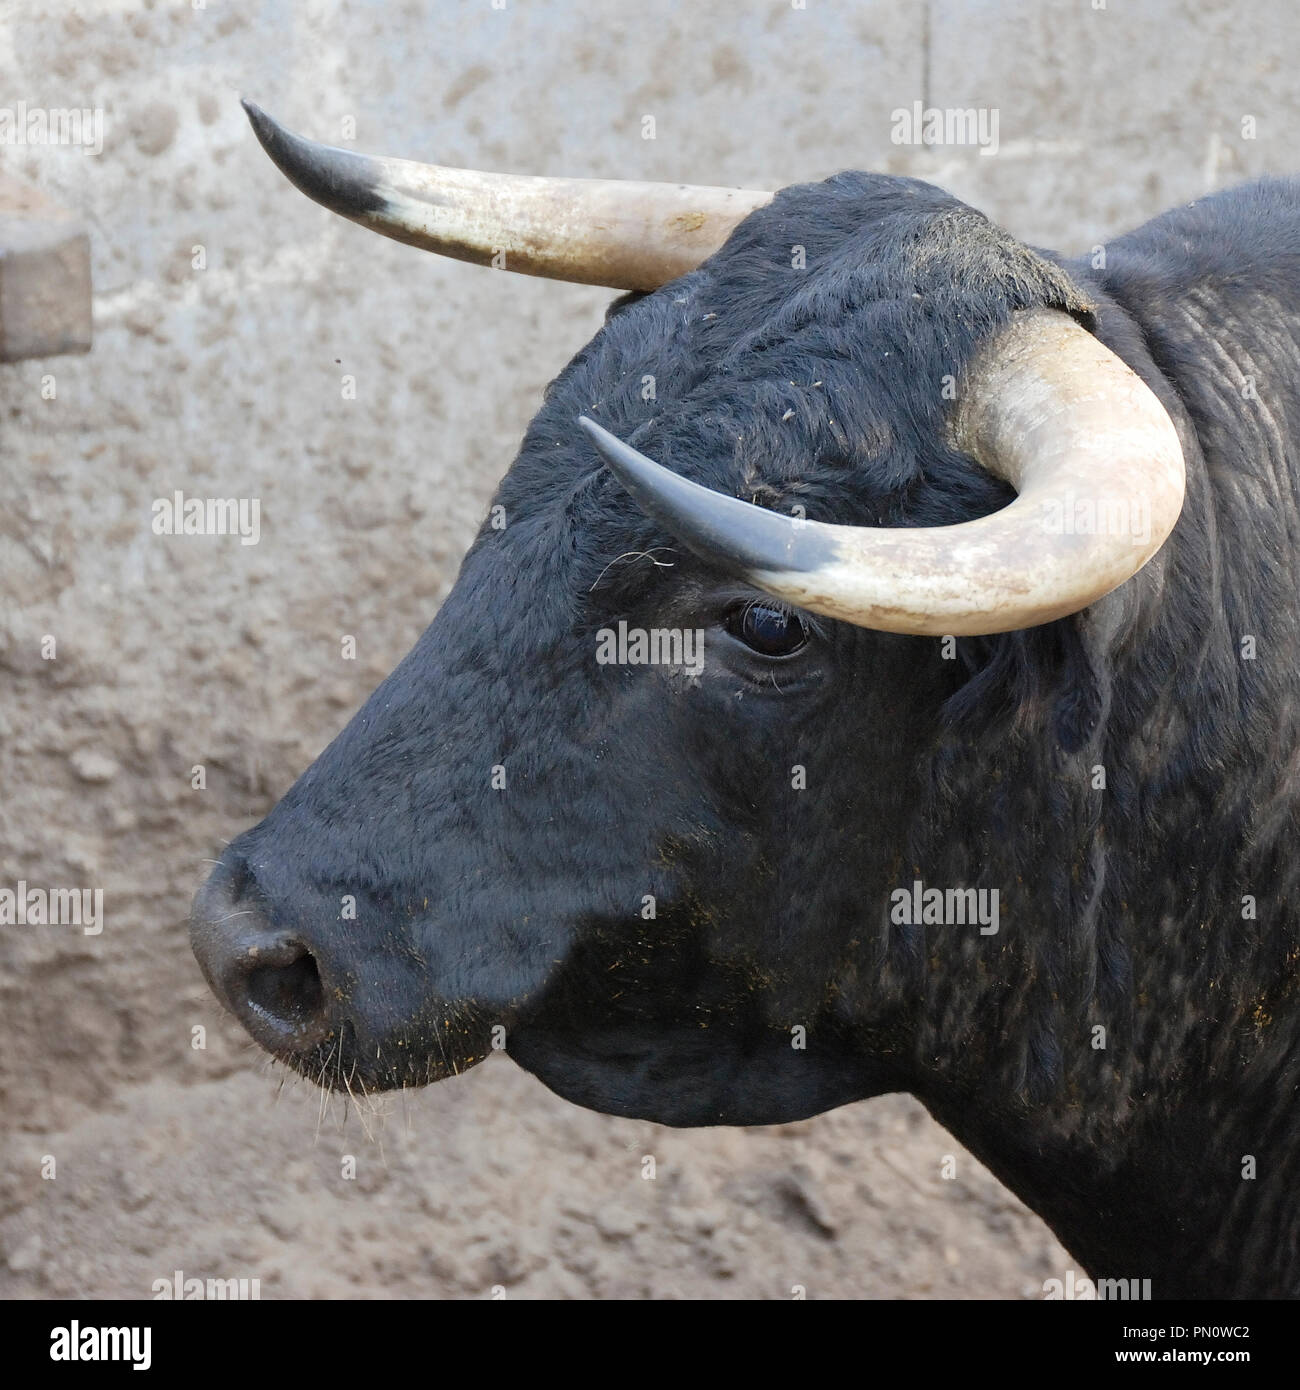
[1086, 177, 1300, 322]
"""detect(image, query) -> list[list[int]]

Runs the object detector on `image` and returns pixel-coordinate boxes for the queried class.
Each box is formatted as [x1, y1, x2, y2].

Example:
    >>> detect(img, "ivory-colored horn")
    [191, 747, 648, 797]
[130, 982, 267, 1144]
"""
[578, 309, 1186, 636]
[242, 100, 773, 291]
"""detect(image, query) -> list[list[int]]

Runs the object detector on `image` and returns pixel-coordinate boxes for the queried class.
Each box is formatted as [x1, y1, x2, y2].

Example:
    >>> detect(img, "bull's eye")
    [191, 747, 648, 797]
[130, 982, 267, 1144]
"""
[726, 599, 809, 657]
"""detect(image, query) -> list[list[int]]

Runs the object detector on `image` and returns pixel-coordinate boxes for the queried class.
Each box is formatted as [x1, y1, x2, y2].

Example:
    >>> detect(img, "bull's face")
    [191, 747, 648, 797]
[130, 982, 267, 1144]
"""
[191, 462, 936, 1124]
[190, 108, 1185, 1126]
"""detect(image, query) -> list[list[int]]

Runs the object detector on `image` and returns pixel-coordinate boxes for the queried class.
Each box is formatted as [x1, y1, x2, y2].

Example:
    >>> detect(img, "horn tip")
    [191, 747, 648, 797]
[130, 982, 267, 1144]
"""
[240, 98, 304, 173]
[577, 415, 623, 461]
[239, 100, 387, 222]
[240, 97, 277, 149]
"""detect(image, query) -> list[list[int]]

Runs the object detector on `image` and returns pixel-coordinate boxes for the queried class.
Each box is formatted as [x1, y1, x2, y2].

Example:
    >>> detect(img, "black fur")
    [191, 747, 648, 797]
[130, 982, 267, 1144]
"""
[193, 172, 1300, 1297]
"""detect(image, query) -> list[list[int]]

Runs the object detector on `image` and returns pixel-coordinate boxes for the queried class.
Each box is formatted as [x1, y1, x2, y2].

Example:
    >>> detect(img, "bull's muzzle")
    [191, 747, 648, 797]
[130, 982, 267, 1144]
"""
[190, 852, 334, 1057]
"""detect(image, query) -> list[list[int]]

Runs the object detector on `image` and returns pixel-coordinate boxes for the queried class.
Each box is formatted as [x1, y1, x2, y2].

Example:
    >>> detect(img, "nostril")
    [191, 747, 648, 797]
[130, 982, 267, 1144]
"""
[191, 850, 335, 1051]
[246, 948, 325, 1034]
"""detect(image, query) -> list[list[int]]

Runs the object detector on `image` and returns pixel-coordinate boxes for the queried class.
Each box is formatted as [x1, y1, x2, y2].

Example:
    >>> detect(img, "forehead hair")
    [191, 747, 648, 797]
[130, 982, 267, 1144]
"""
[490, 171, 1093, 598]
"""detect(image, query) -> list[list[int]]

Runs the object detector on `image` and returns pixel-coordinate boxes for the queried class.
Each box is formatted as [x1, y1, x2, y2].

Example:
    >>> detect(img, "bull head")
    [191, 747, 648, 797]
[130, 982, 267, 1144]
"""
[193, 107, 1186, 1130]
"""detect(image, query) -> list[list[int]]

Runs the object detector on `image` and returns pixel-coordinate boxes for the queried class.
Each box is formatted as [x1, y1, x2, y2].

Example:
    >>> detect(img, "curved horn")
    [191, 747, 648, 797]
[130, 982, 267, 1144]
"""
[578, 309, 1186, 636]
[241, 100, 773, 292]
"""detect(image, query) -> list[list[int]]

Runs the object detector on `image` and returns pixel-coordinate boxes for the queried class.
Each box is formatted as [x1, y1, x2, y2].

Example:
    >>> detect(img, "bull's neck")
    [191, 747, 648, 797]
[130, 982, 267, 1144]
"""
[913, 1032, 1300, 1298]
[894, 621, 1300, 1295]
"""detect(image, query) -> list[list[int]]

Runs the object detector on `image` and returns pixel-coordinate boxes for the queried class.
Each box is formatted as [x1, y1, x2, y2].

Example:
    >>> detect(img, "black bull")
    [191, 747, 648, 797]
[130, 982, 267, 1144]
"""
[191, 168, 1300, 1297]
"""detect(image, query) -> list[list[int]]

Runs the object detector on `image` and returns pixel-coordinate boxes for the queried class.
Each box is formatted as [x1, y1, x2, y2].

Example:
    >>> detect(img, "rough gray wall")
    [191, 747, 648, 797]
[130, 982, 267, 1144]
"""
[1, 0, 1296, 1298]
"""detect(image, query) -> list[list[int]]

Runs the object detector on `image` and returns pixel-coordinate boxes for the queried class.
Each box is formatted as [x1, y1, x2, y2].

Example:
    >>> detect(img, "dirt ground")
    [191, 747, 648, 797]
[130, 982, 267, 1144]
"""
[3, 0, 1297, 1299]
[5, 1070, 1065, 1300]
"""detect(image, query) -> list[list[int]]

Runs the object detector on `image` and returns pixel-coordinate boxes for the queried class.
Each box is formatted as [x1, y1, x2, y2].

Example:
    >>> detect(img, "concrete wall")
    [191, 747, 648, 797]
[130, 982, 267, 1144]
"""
[1, 0, 1296, 1298]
